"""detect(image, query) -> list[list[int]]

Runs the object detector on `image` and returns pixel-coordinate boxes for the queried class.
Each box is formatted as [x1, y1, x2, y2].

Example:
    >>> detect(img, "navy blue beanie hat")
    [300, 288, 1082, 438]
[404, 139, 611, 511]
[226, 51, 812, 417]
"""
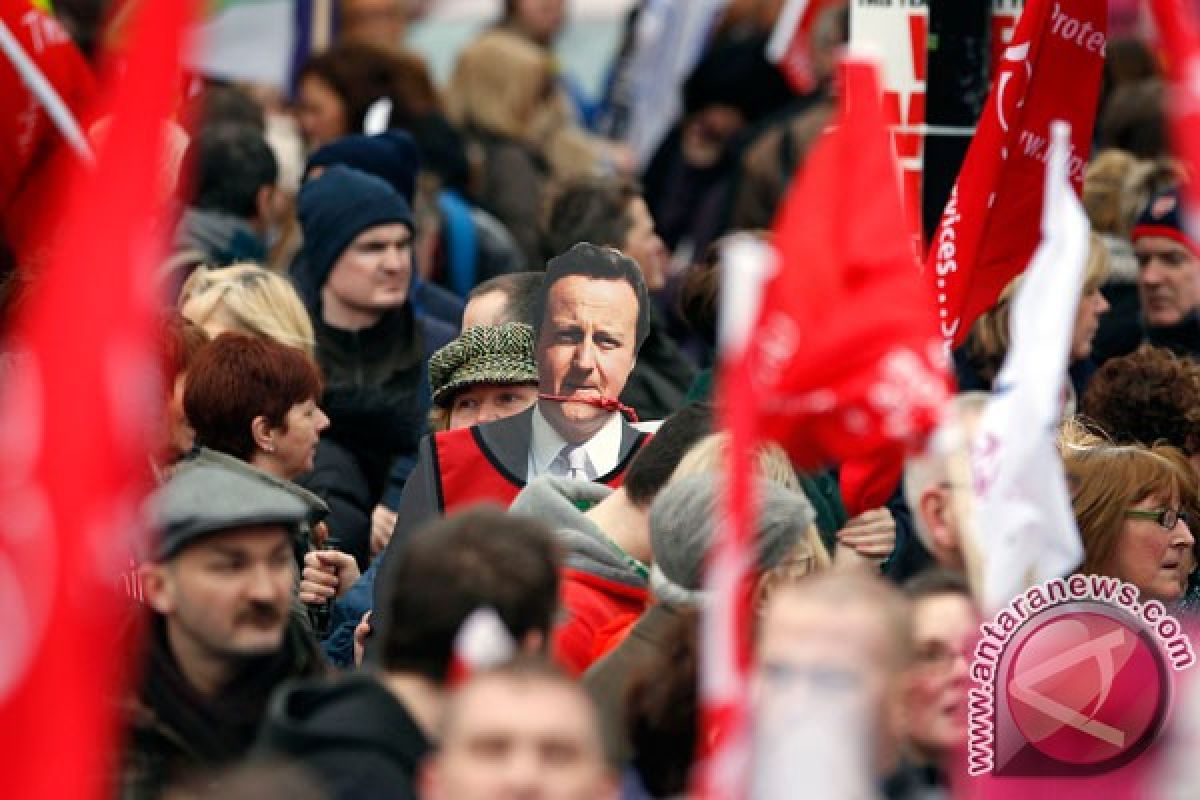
[295, 165, 414, 305]
[305, 130, 420, 205]
[1133, 187, 1198, 255]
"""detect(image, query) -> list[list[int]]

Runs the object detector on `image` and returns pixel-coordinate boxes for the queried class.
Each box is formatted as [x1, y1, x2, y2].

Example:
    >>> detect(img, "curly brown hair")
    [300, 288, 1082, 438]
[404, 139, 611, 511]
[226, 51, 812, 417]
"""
[1081, 345, 1200, 455]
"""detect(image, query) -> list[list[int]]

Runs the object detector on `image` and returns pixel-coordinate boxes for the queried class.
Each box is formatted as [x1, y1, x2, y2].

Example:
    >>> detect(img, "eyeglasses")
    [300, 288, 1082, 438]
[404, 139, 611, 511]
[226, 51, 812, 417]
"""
[1124, 508, 1191, 531]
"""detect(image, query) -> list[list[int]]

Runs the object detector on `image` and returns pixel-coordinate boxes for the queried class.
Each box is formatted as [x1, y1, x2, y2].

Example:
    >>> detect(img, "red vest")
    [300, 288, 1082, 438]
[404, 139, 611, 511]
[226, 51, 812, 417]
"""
[430, 424, 647, 513]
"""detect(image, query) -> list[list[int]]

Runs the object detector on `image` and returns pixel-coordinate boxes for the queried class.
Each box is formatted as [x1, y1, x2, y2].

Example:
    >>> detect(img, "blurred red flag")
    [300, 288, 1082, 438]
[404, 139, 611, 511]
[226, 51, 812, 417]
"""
[747, 57, 949, 476]
[924, 0, 1105, 347]
[0, 0, 192, 796]
[0, 0, 95, 223]
[1150, 0, 1200, 240]
[694, 56, 950, 800]
[767, 0, 843, 93]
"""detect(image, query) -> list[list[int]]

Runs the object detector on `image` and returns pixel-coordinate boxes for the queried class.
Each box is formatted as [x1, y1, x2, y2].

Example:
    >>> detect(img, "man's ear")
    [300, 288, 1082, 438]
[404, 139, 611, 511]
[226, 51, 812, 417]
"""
[918, 487, 949, 553]
[140, 563, 174, 615]
[254, 184, 276, 227]
[921, 487, 964, 568]
[251, 415, 274, 453]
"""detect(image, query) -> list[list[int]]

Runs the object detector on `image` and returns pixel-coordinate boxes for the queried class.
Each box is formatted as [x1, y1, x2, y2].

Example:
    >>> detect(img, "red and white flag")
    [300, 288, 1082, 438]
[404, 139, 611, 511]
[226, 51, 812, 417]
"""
[970, 122, 1088, 614]
[695, 55, 950, 799]
[924, 0, 1105, 347]
[1150, 0, 1200, 238]
[0, 1, 193, 796]
[693, 234, 772, 800]
[748, 57, 949, 475]
[446, 607, 517, 686]
[765, 0, 842, 93]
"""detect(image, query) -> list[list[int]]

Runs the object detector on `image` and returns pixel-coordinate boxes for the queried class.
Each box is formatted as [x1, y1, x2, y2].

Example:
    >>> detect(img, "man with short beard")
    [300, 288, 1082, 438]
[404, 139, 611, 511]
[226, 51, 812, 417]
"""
[119, 464, 323, 800]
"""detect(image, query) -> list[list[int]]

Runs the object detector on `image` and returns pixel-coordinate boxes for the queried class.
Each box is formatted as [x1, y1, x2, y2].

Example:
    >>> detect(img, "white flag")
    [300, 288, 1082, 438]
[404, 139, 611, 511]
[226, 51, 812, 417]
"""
[970, 121, 1087, 613]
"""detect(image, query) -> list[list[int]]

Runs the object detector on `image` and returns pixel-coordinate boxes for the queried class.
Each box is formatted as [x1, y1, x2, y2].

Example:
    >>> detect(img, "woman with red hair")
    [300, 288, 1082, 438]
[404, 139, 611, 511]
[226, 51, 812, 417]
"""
[183, 332, 330, 482]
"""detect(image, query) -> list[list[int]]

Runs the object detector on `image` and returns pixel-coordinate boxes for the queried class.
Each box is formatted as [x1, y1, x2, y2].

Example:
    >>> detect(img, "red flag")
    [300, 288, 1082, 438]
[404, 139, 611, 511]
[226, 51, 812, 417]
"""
[0, 0, 97, 254]
[924, 0, 1105, 347]
[747, 57, 950, 475]
[1150, 0, 1200, 240]
[838, 456, 903, 518]
[0, 0, 193, 796]
[766, 0, 842, 93]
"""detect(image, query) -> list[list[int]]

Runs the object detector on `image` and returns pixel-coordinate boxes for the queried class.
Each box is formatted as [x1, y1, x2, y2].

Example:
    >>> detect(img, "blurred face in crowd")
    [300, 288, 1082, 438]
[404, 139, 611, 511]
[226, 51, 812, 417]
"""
[339, 0, 407, 50]
[448, 384, 539, 430]
[1106, 492, 1195, 602]
[1136, 235, 1200, 327]
[424, 674, 616, 800]
[297, 75, 348, 150]
[682, 105, 746, 168]
[462, 290, 509, 329]
[322, 223, 413, 329]
[621, 197, 668, 292]
[256, 398, 330, 480]
[756, 587, 908, 778]
[904, 592, 978, 761]
[144, 526, 295, 688]
[907, 403, 985, 573]
[536, 276, 639, 443]
[509, 0, 565, 46]
[1070, 285, 1110, 362]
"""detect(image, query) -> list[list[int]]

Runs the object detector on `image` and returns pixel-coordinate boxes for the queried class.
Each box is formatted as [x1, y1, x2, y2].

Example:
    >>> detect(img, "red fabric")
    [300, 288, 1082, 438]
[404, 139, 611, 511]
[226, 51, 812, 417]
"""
[1150, 0, 1200, 248]
[552, 567, 649, 675]
[0, 1, 192, 797]
[839, 455, 904, 518]
[590, 611, 637, 660]
[432, 424, 640, 513]
[432, 427, 527, 513]
[0, 0, 96, 245]
[924, 0, 1106, 347]
[745, 58, 950, 475]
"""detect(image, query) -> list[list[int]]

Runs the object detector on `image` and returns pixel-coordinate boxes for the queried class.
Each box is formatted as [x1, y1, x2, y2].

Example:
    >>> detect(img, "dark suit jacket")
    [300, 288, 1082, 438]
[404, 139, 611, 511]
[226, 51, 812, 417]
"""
[373, 406, 647, 608]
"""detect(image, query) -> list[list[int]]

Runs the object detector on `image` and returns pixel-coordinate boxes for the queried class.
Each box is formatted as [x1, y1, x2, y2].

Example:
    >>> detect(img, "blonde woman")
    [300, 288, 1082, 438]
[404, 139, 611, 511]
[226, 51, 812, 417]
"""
[959, 232, 1112, 406]
[444, 28, 601, 265]
[178, 262, 316, 355]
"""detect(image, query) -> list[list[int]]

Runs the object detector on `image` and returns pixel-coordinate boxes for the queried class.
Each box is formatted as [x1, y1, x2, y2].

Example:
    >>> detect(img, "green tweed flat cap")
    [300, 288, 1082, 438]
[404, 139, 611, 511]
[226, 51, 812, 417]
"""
[429, 322, 539, 407]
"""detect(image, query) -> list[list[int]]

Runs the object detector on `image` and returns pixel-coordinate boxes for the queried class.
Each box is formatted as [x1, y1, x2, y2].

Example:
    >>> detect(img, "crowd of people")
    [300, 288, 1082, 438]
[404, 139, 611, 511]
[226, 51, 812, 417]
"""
[3, 0, 1200, 797]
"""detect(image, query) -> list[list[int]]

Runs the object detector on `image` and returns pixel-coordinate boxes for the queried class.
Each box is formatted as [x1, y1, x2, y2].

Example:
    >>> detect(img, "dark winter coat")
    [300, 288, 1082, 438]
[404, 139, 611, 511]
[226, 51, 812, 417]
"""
[254, 674, 430, 800]
[117, 615, 322, 800]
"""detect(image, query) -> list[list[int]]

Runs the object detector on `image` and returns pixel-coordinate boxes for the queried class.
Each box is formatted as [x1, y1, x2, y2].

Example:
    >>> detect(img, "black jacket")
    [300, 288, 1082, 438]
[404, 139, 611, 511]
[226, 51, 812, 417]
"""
[297, 437, 374, 570]
[1146, 311, 1200, 361]
[619, 310, 696, 422]
[255, 674, 430, 800]
[118, 615, 323, 800]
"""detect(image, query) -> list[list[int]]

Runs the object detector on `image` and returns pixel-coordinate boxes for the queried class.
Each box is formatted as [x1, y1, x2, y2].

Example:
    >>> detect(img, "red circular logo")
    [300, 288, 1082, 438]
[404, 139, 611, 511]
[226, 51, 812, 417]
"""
[1004, 609, 1166, 769]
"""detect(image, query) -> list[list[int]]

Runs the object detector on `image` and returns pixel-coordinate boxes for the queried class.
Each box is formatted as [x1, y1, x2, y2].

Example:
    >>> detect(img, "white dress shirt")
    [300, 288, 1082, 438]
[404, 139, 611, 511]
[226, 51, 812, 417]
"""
[527, 402, 624, 480]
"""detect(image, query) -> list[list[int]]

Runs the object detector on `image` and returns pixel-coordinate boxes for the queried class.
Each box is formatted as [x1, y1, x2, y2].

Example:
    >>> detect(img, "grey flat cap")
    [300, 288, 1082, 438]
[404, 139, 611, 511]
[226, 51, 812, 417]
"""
[151, 464, 310, 560]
